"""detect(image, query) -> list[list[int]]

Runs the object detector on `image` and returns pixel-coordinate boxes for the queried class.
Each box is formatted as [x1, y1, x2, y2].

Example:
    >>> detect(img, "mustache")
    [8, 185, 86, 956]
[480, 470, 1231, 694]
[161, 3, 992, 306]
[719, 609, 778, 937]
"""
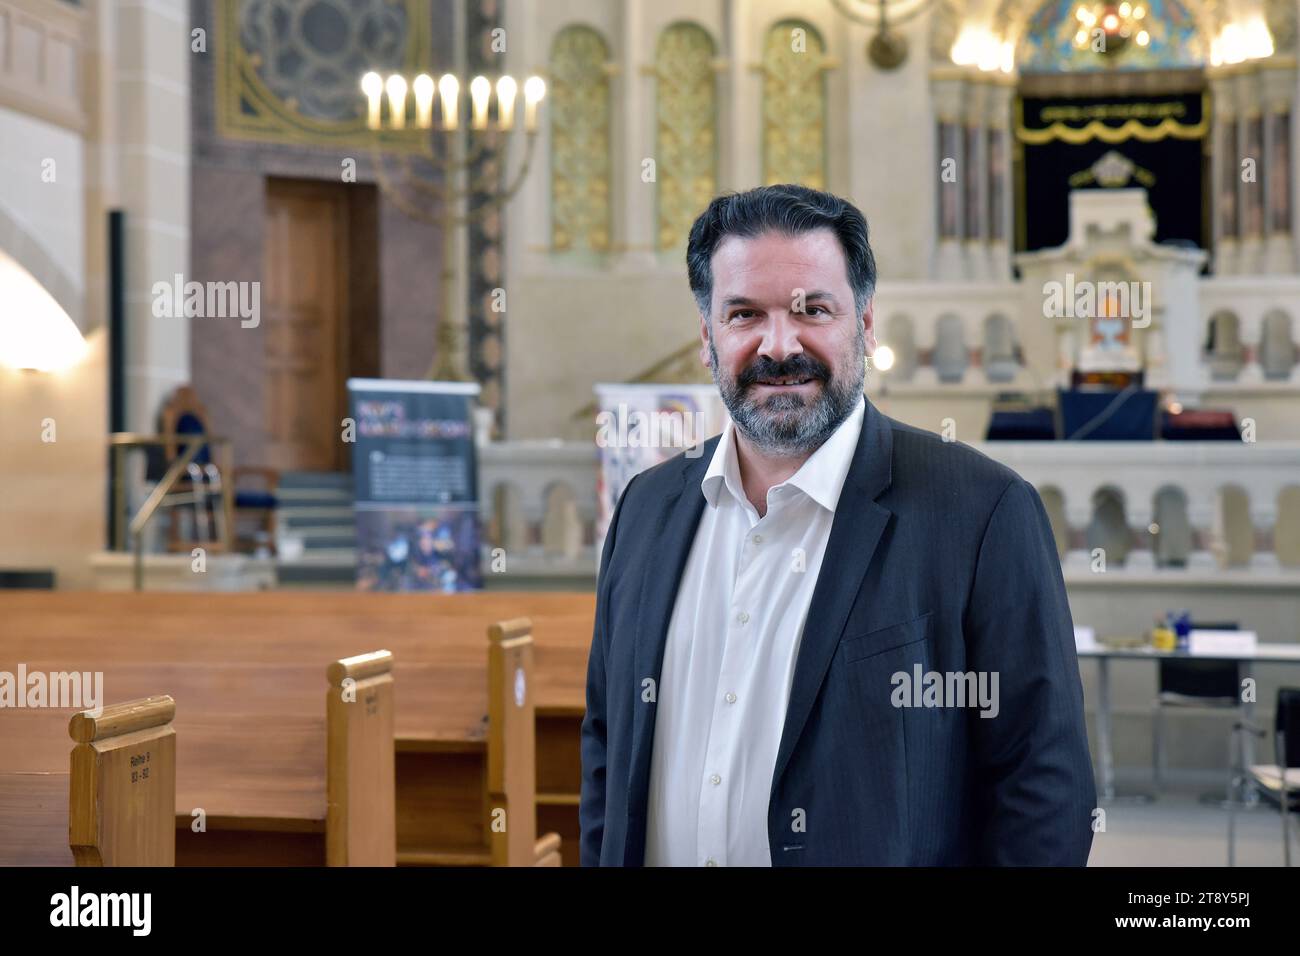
[736, 354, 831, 390]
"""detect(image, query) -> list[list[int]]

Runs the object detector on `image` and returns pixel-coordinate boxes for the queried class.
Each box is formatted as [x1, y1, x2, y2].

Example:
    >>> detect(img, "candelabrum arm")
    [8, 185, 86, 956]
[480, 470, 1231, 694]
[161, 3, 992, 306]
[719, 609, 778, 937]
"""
[370, 131, 539, 228]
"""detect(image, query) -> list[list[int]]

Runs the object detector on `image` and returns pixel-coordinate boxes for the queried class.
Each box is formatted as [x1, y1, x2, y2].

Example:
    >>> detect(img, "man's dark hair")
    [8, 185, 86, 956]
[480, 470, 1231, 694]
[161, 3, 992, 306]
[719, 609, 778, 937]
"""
[686, 183, 877, 317]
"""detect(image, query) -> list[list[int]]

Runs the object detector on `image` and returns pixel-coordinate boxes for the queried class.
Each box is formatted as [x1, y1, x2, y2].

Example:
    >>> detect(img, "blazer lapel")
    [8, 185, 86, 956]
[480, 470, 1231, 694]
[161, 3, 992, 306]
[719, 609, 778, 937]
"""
[771, 399, 895, 792]
[623, 438, 715, 865]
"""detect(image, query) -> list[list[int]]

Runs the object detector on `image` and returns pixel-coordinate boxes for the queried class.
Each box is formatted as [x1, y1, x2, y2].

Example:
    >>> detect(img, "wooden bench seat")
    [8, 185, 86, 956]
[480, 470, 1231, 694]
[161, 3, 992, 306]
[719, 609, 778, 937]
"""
[0, 592, 596, 864]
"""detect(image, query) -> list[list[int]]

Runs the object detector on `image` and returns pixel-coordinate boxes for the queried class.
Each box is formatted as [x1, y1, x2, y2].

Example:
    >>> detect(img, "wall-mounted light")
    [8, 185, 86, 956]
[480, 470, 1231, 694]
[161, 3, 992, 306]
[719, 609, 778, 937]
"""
[1210, 17, 1274, 66]
[951, 26, 1014, 74]
[0, 250, 86, 373]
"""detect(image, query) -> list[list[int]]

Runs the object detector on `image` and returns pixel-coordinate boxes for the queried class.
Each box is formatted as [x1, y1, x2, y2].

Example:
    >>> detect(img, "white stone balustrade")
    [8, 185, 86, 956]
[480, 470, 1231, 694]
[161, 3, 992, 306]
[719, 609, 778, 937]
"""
[477, 439, 598, 580]
[476, 436, 1300, 586]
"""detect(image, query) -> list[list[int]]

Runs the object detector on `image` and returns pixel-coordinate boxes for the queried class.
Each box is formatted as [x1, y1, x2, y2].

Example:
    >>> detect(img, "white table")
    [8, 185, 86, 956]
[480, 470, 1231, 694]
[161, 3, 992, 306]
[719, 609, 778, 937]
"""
[1075, 642, 1300, 801]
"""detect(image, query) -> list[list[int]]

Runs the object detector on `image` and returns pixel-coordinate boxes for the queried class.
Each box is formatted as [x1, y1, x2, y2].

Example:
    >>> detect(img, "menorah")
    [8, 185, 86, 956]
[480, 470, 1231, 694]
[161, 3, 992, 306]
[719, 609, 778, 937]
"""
[361, 70, 546, 382]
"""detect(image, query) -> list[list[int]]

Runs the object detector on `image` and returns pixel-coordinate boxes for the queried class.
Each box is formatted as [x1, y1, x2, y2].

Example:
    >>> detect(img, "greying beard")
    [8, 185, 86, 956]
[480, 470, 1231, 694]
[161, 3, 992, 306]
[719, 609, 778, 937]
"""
[708, 323, 866, 457]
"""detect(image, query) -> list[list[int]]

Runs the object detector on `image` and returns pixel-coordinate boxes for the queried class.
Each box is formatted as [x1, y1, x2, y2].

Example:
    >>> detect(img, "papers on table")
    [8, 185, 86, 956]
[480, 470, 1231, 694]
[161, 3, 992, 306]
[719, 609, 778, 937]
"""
[1074, 626, 1098, 651]
[1189, 629, 1258, 656]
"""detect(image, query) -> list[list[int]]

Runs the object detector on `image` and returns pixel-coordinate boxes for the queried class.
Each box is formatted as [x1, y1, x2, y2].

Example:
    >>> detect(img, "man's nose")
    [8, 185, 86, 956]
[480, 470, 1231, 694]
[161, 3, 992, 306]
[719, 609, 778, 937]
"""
[758, 312, 804, 363]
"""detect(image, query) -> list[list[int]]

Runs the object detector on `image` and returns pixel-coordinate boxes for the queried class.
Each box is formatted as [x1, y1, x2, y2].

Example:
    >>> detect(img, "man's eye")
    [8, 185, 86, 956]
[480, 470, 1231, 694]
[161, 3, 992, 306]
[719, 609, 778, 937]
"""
[731, 310, 758, 320]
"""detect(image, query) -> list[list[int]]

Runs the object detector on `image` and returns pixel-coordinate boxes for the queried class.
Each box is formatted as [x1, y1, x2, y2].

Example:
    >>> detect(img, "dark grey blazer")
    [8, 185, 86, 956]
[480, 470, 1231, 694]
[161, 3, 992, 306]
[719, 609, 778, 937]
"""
[580, 397, 1096, 866]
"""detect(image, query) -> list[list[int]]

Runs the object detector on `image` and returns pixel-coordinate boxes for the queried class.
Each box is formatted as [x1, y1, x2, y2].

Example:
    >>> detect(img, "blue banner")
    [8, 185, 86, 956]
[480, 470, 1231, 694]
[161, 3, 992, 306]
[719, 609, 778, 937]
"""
[346, 379, 482, 592]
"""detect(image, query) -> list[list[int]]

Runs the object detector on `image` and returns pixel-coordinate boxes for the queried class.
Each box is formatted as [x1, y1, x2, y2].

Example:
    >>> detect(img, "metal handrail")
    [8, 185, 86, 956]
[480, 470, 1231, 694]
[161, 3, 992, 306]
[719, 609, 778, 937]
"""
[109, 433, 234, 591]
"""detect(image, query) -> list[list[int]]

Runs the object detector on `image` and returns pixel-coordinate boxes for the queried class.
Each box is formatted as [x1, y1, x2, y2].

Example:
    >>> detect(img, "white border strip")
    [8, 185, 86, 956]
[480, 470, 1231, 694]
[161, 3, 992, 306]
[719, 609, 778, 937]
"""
[347, 378, 481, 395]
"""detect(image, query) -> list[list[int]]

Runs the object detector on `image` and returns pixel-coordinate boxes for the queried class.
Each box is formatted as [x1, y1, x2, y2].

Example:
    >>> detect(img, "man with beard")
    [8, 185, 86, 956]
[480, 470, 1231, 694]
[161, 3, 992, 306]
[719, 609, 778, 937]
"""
[580, 184, 1095, 867]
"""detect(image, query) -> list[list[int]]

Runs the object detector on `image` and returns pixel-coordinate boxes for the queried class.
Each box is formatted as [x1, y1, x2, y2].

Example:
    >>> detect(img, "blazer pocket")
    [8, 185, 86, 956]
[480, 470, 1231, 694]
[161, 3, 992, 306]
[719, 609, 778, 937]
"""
[840, 611, 932, 664]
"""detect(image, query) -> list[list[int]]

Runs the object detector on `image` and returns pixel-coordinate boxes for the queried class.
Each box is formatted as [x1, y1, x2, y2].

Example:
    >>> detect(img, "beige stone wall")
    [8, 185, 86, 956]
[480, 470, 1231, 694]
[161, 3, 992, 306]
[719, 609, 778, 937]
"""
[0, 0, 191, 588]
[0, 333, 107, 588]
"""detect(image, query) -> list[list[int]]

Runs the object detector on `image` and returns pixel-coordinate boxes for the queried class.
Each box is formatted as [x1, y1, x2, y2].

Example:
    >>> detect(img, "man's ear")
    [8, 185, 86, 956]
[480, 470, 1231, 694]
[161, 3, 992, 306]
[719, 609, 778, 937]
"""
[862, 299, 877, 355]
[699, 312, 712, 368]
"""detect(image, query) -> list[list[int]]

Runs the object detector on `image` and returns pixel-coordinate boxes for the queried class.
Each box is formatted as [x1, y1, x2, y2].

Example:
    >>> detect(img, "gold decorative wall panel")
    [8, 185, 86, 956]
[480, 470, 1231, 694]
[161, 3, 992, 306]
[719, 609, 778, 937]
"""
[761, 19, 827, 188]
[655, 22, 717, 251]
[549, 25, 611, 254]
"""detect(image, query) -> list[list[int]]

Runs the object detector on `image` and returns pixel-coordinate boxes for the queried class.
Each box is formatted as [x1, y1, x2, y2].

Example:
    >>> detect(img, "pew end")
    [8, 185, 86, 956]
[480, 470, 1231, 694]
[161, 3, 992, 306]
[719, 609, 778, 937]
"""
[488, 618, 563, 867]
[68, 695, 177, 866]
[326, 649, 396, 866]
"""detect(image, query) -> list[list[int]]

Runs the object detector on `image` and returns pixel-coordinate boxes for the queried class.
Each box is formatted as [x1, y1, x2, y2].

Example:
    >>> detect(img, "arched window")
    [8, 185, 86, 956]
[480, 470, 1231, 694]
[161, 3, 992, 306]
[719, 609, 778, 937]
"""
[982, 313, 1018, 383]
[761, 20, 826, 188]
[1212, 484, 1254, 568]
[1152, 485, 1192, 568]
[655, 22, 717, 252]
[933, 313, 969, 383]
[1259, 309, 1297, 380]
[1038, 486, 1069, 560]
[549, 25, 611, 255]
[883, 314, 917, 382]
[1086, 486, 1131, 567]
[1276, 486, 1300, 568]
[1205, 309, 1244, 381]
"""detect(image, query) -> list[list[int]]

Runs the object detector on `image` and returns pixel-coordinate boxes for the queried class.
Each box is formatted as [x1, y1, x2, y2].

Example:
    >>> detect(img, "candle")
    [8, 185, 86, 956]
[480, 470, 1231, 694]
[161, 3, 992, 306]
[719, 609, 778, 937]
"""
[438, 74, 459, 130]
[413, 74, 435, 129]
[496, 75, 517, 130]
[385, 74, 407, 130]
[523, 75, 546, 132]
[361, 72, 383, 130]
[470, 75, 490, 130]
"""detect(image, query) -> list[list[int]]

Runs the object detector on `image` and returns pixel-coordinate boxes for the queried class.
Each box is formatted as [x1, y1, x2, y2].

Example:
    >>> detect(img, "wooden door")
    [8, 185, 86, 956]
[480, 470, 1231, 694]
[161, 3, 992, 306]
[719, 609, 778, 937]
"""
[263, 180, 347, 472]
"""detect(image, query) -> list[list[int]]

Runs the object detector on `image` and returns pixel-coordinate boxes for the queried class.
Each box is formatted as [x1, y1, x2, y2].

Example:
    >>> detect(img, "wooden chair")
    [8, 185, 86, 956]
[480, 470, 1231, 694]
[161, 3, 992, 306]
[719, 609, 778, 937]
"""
[326, 650, 396, 866]
[69, 695, 176, 866]
[154, 384, 279, 554]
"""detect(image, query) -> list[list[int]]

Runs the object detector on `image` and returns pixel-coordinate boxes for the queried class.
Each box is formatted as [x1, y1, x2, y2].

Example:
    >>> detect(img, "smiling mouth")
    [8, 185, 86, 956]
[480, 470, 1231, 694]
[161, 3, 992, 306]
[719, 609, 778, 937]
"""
[753, 377, 817, 387]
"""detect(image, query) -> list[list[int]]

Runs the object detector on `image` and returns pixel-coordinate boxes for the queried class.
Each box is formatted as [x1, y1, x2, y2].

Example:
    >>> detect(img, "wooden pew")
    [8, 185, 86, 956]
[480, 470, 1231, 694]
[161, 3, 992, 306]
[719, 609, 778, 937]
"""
[69, 695, 177, 866]
[397, 619, 561, 866]
[326, 650, 395, 866]
[0, 592, 595, 864]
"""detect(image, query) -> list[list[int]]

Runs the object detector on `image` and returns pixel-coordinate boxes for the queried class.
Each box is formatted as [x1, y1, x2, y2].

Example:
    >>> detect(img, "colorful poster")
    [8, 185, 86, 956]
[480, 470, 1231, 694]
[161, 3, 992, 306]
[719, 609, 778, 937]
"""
[347, 379, 483, 593]
[593, 383, 729, 554]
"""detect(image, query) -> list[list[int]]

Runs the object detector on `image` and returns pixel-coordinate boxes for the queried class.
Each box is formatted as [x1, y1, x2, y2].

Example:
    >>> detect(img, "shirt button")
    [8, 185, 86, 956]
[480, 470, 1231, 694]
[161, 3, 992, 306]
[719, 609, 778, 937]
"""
[736, 611, 749, 625]
[725, 692, 737, 704]
[752, 533, 763, 544]
[710, 773, 721, 785]
[705, 858, 718, 867]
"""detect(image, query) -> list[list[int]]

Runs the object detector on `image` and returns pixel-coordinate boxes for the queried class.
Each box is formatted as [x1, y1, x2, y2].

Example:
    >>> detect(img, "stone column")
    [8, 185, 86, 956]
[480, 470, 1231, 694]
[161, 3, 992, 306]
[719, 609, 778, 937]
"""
[1236, 67, 1266, 275]
[985, 78, 1014, 281]
[613, 0, 655, 271]
[1210, 71, 1239, 275]
[1261, 63, 1297, 273]
[962, 80, 987, 281]
[931, 71, 966, 279]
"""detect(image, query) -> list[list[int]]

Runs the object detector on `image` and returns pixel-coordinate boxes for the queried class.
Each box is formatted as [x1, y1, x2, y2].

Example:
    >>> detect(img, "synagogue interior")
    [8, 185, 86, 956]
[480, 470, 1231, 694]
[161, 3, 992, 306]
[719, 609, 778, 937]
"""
[0, 0, 1298, 872]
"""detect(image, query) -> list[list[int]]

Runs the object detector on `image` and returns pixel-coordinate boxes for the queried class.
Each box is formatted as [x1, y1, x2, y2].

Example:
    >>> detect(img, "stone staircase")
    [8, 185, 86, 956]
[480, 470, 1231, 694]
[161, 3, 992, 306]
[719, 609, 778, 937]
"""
[274, 471, 357, 589]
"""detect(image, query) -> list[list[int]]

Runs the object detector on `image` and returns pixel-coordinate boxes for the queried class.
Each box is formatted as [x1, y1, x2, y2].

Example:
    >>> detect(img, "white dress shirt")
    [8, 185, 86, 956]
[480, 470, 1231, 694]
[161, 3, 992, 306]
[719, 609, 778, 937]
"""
[644, 395, 866, 866]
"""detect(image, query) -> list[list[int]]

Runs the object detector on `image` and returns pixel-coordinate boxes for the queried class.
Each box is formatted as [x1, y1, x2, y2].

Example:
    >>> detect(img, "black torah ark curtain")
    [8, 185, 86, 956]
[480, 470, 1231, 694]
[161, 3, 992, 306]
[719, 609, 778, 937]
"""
[1015, 90, 1209, 254]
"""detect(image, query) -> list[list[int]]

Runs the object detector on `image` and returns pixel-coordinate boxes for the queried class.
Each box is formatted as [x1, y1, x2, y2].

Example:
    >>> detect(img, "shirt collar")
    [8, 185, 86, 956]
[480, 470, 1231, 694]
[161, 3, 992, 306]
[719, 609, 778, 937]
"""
[701, 395, 865, 514]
